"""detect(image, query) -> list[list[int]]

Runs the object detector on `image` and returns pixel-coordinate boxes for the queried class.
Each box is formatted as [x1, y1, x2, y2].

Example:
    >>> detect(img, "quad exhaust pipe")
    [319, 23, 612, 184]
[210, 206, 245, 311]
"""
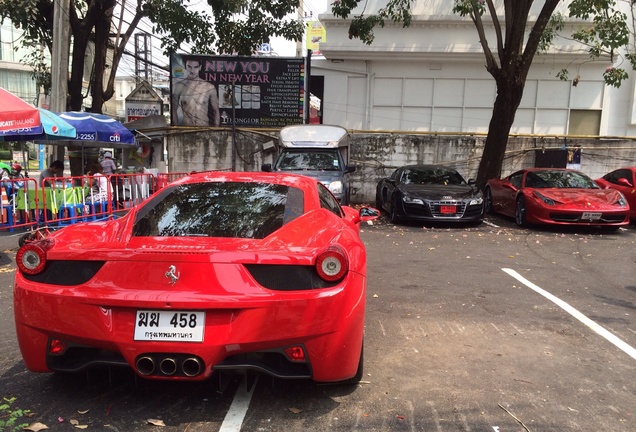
[136, 356, 155, 376]
[135, 354, 204, 377]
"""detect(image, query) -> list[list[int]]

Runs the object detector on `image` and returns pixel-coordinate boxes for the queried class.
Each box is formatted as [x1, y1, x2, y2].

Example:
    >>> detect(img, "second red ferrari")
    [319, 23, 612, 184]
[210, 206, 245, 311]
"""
[595, 167, 636, 221]
[485, 168, 630, 228]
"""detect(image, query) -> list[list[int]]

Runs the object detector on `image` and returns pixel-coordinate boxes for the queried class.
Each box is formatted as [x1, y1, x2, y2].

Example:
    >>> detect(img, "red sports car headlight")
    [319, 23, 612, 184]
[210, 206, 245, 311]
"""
[533, 190, 557, 206]
[16, 240, 53, 275]
[315, 246, 348, 282]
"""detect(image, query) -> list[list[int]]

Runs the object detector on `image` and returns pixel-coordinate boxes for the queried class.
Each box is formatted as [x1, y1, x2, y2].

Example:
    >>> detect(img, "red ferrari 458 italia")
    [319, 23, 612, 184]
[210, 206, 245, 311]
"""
[595, 167, 636, 220]
[484, 168, 630, 228]
[14, 172, 379, 383]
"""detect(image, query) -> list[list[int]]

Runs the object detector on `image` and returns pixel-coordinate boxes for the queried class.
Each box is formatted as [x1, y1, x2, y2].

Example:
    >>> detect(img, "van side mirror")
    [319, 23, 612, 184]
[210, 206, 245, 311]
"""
[262, 163, 272, 172]
[345, 164, 356, 174]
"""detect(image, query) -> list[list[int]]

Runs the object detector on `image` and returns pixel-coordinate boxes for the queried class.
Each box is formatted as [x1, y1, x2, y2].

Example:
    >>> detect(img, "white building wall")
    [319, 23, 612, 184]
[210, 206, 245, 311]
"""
[317, 57, 609, 135]
[316, 1, 628, 137]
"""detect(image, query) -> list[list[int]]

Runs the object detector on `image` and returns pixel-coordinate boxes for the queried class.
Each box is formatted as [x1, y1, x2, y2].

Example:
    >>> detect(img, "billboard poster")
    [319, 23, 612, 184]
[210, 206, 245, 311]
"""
[170, 54, 305, 128]
[306, 21, 326, 56]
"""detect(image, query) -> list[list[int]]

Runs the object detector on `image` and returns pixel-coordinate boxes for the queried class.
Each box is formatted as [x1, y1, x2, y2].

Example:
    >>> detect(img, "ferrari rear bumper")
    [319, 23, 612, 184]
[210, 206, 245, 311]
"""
[13, 272, 366, 382]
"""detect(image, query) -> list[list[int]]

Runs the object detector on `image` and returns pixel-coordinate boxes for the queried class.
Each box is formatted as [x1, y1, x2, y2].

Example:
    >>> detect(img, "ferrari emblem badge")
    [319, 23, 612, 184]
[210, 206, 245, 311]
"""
[165, 265, 180, 286]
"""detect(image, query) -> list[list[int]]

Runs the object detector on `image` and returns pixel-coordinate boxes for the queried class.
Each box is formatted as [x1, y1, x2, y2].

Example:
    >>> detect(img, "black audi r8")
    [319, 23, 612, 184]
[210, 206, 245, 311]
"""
[375, 164, 484, 224]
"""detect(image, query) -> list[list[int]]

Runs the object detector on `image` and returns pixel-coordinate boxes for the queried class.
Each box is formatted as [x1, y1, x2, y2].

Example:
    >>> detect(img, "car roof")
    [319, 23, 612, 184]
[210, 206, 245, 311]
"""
[168, 171, 322, 207]
[398, 164, 459, 172]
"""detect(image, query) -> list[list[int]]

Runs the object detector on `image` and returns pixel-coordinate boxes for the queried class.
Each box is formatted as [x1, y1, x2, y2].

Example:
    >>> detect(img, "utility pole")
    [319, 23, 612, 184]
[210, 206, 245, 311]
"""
[135, 33, 152, 84]
[50, 0, 71, 164]
[296, 2, 303, 57]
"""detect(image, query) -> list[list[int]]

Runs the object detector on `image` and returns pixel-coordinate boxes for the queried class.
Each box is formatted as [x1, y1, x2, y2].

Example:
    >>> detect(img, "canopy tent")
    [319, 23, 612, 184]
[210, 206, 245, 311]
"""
[0, 108, 76, 142]
[0, 88, 40, 133]
[56, 112, 138, 174]
[58, 112, 136, 147]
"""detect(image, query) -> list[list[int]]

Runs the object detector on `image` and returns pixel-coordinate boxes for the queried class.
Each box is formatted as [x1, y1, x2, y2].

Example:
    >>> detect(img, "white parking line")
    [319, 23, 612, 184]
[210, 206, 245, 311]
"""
[502, 268, 636, 361]
[219, 375, 258, 432]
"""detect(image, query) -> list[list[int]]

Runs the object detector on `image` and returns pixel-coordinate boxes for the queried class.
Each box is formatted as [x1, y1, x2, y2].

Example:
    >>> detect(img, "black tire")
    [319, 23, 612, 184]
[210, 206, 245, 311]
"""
[515, 195, 528, 227]
[18, 232, 33, 248]
[390, 195, 401, 224]
[484, 187, 495, 214]
[601, 225, 620, 232]
[375, 189, 383, 212]
[339, 343, 364, 385]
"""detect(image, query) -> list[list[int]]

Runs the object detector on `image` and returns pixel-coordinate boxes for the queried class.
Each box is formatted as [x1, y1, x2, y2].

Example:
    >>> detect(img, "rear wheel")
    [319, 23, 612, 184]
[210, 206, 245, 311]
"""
[375, 190, 383, 212]
[484, 187, 495, 214]
[515, 196, 528, 227]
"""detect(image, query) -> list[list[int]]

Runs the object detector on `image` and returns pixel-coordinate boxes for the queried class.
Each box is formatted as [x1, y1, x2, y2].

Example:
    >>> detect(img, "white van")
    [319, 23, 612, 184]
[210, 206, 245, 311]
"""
[262, 125, 356, 204]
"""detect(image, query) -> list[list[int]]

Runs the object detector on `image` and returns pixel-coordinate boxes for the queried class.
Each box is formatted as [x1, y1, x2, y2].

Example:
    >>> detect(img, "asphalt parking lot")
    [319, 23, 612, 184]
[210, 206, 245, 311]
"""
[0, 214, 635, 431]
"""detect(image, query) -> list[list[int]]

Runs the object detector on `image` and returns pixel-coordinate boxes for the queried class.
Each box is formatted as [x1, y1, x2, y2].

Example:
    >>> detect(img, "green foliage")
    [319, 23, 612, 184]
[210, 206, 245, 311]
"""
[603, 66, 628, 87]
[0, 0, 304, 109]
[452, 0, 486, 18]
[556, 69, 569, 81]
[142, 0, 218, 54]
[332, 0, 636, 89]
[206, 0, 304, 55]
[538, 13, 565, 53]
[0, 397, 30, 432]
[331, 0, 413, 45]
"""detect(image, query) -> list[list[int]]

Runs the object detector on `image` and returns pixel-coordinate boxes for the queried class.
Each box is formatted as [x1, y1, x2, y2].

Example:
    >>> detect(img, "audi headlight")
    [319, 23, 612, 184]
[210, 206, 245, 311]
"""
[328, 181, 343, 194]
[468, 197, 483, 206]
[403, 195, 424, 205]
[534, 191, 556, 206]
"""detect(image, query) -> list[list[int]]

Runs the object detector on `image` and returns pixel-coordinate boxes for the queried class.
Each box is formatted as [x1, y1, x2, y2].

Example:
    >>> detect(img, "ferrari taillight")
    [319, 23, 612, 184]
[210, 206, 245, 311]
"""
[16, 241, 51, 275]
[315, 246, 348, 282]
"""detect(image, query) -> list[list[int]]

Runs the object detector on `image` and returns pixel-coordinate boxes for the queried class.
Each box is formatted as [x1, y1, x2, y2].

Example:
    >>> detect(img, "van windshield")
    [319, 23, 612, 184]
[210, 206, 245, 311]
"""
[275, 150, 341, 171]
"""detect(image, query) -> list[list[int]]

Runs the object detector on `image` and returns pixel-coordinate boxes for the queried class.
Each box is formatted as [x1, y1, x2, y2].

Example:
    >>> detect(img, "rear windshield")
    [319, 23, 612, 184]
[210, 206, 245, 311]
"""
[275, 150, 341, 171]
[132, 182, 304, 238]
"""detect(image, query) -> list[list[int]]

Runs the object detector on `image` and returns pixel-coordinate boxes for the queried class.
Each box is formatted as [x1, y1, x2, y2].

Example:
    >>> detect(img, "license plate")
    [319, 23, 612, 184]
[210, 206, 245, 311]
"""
[134, 310, 205, 342]
[440, 205, 457, 214]
[581, 212, 602, 221]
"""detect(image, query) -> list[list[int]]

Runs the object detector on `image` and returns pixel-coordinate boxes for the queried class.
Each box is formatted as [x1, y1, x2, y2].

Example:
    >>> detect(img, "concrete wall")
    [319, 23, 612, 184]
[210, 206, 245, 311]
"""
[158, 129, 636, 204]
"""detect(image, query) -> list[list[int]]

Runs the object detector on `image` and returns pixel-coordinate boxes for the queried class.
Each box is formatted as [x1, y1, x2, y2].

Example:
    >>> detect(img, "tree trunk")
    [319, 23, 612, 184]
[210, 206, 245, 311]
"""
[90, 1, 115, 114]
[475, 76, 525, 189]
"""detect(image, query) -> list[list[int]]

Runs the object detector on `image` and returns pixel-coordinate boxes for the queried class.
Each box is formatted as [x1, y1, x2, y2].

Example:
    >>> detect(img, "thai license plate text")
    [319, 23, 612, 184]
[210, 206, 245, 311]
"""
[134, 310, 205, 342]
[581, 212, 602, 220]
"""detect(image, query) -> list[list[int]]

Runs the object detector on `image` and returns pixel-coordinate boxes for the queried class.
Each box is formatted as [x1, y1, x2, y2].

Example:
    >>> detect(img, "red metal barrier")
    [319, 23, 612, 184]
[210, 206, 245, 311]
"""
[0, 177, 39, 231]
[110, 172, 155, 217]
[157, 172, 190, 189]
[156, 170, 230, 189]
[0, 172, 157, 231]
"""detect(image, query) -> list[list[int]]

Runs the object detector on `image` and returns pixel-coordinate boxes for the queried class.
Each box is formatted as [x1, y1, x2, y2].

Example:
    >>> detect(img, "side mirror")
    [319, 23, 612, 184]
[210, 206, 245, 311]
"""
[345, 164, 356, 174]
[617, 178, 633, 187]
[261, 163, 272, 172]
